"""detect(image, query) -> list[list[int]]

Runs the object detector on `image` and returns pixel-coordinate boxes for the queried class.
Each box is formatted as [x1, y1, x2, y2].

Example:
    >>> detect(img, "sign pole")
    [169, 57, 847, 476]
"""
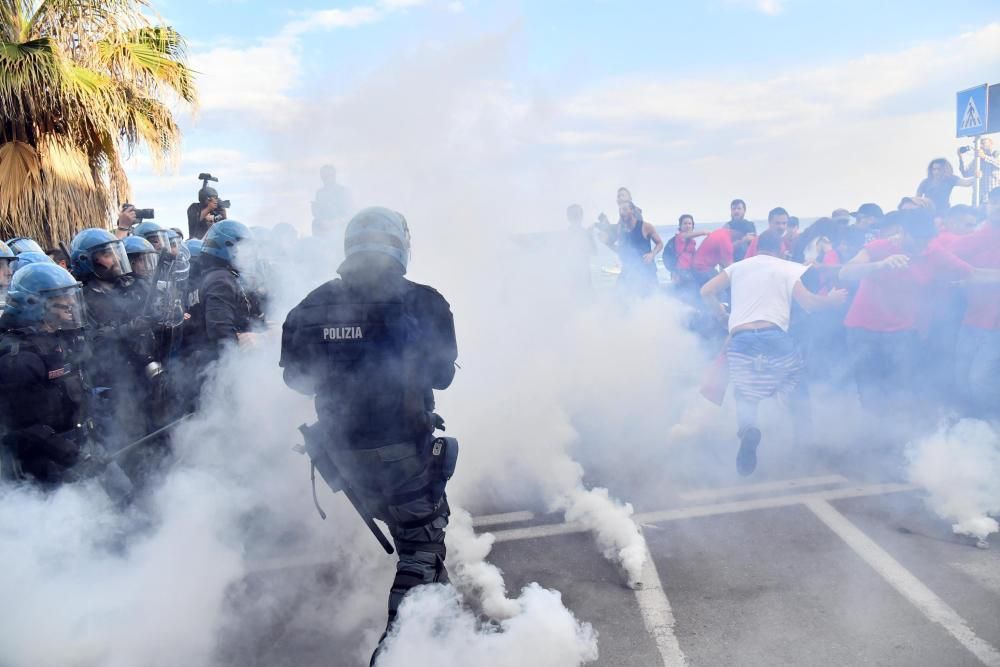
[973, 135, 981, 206]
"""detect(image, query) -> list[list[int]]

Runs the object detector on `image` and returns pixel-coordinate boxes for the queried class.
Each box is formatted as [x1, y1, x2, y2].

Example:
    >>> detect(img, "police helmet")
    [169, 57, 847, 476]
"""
[202, 219, 251, 265]
[198, 186, 219, 204]
[123, 236, 159, 279]
[166, 228, 182, 255]
[344, 207, 411, 272]
[11, 251, 54, 273]
[0, 241, 14, 306]
[184, 238, 203, 260]
[70, 229, 132, 281]
[133, 220, 170, 252]
[6, 237, 44, 255]
[4, 263, 85, 331]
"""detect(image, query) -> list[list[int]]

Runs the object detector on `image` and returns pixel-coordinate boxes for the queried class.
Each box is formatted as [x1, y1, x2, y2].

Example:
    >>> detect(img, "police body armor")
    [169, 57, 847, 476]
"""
[0, 330, 90, 482]
[281, 271, 458, 558]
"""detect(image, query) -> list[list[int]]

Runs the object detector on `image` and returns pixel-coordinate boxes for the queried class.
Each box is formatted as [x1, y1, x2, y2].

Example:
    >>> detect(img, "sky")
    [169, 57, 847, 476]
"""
[128, 0, 1000, 232]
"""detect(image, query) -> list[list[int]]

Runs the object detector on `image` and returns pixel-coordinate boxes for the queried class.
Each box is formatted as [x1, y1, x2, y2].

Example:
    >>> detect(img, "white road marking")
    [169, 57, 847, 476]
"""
[806, 499, 1000, 667]
[677, 474, 849, 503]
[472, 511, 536, 527]
[634, 541, 688, 666]
[490, 483, 917, 544]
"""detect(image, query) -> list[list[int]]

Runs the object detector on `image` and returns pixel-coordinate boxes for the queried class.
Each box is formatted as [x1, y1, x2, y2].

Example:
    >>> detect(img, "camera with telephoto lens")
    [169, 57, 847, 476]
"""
[135, 208, 155, 220]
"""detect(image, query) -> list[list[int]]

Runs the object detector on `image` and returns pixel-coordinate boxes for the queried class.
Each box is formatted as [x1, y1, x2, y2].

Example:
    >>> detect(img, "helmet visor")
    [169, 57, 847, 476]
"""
[0, 257, 12, 306]
[128, 252, 159, 279]
[91, 242, 131, 281]
[42, 285, 85, 331]
[143, 230, 171, 252]
[10, 238, 43, 255]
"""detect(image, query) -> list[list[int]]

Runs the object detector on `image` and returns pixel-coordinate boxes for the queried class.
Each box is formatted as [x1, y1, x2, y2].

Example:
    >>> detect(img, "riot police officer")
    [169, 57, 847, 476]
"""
[11, 250, 55, 273]
[0, 263, 91, 483]
[5, 236, 44, 255]
[123, 236, 160, 282]
[133, 220, 171, 254]
[185, 219, 260, 367]
[70, 229, 155, 442]
[279, 207, 458, 661]
[0, 240, 15, 307]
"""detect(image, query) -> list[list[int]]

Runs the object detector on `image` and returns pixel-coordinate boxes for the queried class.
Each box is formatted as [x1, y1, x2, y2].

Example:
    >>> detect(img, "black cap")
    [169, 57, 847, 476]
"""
[198, 186, 219, 204]
[851, 203, 884, 218]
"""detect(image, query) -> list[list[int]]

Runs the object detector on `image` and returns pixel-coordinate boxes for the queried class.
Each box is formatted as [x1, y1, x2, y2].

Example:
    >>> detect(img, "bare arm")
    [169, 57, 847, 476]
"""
[955, 175, 976, 187]
[792, 282, 848, 312]
[679, 230, 709, 240]
[700, 271, 731, 321]
[838, 249, 909, 282]
[643, 223, 664, 263]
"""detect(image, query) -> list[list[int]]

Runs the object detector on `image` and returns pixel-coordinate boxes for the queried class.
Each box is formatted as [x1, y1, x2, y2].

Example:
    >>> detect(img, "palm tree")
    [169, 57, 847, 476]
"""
[0, 0, 196, 247]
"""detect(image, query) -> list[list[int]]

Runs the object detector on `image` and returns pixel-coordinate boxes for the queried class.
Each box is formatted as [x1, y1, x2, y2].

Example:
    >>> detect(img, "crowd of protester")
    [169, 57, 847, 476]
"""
[586, 155, 1000, 475]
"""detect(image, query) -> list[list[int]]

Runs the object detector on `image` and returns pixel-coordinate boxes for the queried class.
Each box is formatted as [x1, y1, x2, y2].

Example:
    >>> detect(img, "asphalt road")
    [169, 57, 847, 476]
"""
[224, 468, 999, 667]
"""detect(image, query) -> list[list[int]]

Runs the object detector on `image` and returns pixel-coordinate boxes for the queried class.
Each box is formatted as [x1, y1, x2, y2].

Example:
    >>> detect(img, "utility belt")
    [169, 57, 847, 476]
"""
[298, 421, 459, 536]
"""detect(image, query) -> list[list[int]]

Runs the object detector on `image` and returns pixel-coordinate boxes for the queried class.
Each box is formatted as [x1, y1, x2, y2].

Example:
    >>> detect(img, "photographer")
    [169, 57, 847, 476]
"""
[187, 178, 228, 240]
[115, 204, 138, 239]
[958, 137, 999, 205]
[116, 204, 155, 240]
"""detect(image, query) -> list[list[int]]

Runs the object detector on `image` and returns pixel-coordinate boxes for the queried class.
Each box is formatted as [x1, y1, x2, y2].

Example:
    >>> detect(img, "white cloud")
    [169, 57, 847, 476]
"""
[725, 0, 786, 15]
[562, 23, 1000, 134]
[127, 15, 1000, 233]
[189, 0, 430, 119]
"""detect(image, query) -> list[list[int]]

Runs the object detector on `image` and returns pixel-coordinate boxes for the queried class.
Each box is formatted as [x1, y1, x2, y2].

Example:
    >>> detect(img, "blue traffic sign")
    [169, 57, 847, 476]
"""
[988, 84, 1000, 135]
[956, 84, 988, 137]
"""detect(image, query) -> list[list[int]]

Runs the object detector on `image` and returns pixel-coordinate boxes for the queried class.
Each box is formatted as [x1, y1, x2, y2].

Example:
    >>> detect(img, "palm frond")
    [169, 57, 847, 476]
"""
[1, 0, 194, 245]
[0, 140, 42, 224]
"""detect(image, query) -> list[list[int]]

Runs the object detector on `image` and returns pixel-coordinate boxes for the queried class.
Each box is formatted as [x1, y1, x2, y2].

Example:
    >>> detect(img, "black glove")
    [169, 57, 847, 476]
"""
[10, 425, 80, 467]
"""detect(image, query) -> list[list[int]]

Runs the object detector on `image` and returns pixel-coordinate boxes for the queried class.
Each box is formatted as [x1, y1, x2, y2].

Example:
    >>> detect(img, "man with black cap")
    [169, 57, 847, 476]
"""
[840, 202, 884, 259]
[187, 184, 228, 240]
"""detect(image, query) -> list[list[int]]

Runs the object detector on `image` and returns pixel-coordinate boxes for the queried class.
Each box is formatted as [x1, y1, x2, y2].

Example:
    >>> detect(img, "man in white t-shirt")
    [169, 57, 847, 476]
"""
[700, 230, 847, 475]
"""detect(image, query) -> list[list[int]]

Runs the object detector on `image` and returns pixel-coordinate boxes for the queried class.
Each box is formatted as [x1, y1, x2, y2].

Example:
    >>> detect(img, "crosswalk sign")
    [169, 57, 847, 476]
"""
[956, 84, 988, 137]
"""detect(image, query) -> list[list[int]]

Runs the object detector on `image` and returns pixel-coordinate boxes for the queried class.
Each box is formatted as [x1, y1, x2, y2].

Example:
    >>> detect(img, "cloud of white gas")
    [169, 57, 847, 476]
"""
[906, 420, 1000, 544]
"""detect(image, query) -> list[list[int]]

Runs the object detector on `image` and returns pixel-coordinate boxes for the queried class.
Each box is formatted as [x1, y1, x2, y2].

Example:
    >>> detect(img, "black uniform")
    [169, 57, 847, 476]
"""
[185, 254, 258, 362]
[0, 324, 91, 482]
[81, 276, 160, 443]
[279, 255, 458, 631]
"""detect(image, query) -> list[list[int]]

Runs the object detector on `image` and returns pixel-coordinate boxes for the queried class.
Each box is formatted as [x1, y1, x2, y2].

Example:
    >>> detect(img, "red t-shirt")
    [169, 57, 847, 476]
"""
[744, 234, 790, 259]
[843, 239, 974, 332]
[931, 231, 960, 250]
[817, 249, 840, 295]
[692, 228, 733, 272]
[950, 225, 1000, 330]
[674, 233, 698, 270]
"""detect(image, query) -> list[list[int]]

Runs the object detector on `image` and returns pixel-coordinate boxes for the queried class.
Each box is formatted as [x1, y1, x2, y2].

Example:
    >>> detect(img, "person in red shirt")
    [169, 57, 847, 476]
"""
[670, 214, 707, 287]
[951, 187, 1000, 417]
[839, 209, 998, 413]
[692, 219, 754, 286]
[745, 207, 791, 259]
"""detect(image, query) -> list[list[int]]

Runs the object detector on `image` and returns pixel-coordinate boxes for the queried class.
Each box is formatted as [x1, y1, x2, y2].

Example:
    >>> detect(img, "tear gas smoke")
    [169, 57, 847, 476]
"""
[376, 584, 598, 667]
[906, 420, 1000, 545]
[447, 507, 520, 619]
